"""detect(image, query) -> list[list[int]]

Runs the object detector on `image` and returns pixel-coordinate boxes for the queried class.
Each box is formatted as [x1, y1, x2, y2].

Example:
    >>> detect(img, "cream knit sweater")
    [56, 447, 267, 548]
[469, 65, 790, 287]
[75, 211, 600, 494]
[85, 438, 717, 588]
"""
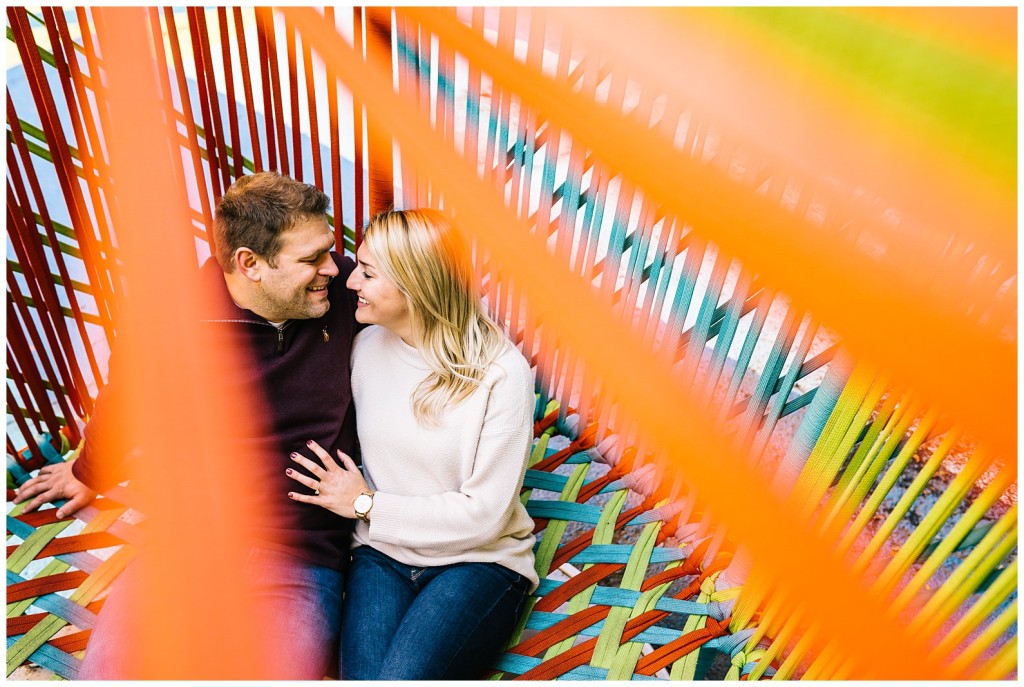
[350, 325, 539, 590]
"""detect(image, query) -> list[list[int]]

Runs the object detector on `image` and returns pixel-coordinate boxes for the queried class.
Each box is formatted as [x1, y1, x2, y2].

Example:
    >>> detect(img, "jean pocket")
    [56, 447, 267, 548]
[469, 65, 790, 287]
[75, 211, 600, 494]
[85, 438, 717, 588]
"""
[491, 566, 530, 603]
[485, 562, 524, 584]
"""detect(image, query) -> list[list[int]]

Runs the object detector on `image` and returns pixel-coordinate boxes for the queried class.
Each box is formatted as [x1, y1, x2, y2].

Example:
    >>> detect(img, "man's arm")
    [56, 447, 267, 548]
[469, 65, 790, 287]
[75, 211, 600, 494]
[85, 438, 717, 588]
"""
[13, 354, 137, 518]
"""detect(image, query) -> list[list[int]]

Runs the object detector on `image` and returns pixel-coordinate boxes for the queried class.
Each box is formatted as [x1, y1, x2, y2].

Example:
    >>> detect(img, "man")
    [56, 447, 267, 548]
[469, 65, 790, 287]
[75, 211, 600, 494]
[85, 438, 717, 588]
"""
[14, 172, 359, 679]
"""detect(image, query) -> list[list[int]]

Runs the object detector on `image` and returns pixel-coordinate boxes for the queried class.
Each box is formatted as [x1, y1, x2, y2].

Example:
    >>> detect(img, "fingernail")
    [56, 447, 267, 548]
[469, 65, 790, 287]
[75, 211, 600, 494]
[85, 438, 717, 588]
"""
[288, 493, 295, 499]
[291, 453, 300, 460]
[56, 511, 64, 519]
[306, 440, 313, 446]
[286, 468, 293, 475]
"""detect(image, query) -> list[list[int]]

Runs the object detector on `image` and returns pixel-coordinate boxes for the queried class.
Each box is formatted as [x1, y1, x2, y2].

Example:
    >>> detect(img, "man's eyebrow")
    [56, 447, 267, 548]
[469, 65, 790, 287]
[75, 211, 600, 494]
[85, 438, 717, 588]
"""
[300, 237, 335, 260]
[300, 247, 329, 260]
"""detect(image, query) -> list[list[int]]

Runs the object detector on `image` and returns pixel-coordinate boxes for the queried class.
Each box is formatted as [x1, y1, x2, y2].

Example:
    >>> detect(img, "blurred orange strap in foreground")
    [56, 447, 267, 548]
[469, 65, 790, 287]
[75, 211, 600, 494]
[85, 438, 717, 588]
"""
[91, 8, 273, 678]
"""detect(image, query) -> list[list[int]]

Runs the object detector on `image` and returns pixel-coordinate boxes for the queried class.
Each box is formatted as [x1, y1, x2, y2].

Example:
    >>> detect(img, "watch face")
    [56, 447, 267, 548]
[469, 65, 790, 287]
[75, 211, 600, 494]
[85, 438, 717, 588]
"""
[354, 494, 372, 514]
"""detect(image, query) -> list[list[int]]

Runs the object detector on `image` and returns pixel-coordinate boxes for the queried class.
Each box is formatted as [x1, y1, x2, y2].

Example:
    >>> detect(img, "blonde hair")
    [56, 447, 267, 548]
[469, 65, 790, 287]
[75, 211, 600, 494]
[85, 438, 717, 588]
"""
[363, 209, 509, 425]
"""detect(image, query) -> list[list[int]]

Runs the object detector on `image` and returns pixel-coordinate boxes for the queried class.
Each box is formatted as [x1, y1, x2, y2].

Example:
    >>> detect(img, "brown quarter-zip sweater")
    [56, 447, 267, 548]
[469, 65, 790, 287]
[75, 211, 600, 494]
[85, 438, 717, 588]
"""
[72, 253, 361, 571]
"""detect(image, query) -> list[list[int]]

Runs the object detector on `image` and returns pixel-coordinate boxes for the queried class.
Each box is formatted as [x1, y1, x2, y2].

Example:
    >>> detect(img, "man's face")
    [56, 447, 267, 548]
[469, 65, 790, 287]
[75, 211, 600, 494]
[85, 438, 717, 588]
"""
[251, 218, 338, 321]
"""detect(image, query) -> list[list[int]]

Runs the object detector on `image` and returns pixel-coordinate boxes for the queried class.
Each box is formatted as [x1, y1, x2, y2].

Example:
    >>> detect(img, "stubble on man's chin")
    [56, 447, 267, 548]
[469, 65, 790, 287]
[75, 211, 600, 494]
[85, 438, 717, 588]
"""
[309, 300, 331, 319]
[294, 298, 330, 321]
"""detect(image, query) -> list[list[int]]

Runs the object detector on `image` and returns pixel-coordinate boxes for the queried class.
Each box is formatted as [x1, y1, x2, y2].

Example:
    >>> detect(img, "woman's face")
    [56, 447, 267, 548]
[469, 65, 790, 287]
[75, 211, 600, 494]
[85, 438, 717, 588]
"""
[347, 243, 413, 344]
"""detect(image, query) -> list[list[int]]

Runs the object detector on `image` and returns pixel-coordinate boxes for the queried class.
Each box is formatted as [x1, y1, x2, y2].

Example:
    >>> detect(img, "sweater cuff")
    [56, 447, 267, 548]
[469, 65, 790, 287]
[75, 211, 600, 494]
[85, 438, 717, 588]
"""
[70, 446, 123, 493]
[367, 491, 404, 544]
[70, 451, 104, 491]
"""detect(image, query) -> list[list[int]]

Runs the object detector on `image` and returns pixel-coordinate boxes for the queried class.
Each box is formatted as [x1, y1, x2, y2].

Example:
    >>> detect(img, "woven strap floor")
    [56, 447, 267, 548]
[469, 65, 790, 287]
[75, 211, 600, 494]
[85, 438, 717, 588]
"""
[7, 401, 773, 681]
[6, 434, 141, 680]
[496, 399, 767, 680]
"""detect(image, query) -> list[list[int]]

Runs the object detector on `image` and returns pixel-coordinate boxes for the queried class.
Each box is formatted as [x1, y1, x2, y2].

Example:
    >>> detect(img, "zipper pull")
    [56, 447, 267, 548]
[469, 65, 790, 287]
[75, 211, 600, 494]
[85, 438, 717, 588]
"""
[322, 327, 330, 342]
[277, 327, 285, 353]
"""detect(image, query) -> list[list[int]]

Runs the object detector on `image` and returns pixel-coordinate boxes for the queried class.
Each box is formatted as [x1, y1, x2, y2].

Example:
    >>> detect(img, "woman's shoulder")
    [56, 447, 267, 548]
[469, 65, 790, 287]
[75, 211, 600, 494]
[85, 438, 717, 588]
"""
[353, 324, 390, 354]
[485, 339, 533, 386]
[480, 340, 535, 421]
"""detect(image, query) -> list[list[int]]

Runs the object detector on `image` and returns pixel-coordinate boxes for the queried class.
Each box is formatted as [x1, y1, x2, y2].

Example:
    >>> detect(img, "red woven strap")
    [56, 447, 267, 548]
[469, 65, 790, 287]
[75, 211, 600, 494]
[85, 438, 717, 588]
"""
[512, 604, 611, 656]
[7, 600, 105, 636]
[515, 608, 667, 680]
[36, 531, 125, 559]
[13, 497, 124, 529]
[48, 629, 91, 653]
[232, 7, 263, 172]
[534, 563, 621, 612]
[8, 571, 89, 602]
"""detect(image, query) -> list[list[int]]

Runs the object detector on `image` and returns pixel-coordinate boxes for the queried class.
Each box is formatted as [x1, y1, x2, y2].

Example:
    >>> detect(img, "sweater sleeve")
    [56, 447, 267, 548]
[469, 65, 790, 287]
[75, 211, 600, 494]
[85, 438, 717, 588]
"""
[71, 353, 138, 491]
[367, 359, 534, 553]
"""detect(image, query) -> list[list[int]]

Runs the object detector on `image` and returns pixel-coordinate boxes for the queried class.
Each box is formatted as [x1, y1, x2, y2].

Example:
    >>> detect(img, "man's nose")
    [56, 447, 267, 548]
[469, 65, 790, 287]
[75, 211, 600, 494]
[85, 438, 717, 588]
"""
[320, 255, 339, 277]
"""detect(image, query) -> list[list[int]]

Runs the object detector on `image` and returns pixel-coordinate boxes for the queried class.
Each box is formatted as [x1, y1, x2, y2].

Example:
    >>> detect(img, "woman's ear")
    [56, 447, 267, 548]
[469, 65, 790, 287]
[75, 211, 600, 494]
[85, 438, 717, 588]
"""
[234, 247, 261, 282]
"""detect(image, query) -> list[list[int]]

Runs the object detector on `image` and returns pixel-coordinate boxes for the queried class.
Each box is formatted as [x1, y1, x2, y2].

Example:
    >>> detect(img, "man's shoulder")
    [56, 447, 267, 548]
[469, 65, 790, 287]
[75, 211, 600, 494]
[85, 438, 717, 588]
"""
[327, 252, 356, 305]
[325, 251, 357, 317]
[197, 257, 239, 318]
[330, 251, 356, 277]
[199, 255, 225, 280]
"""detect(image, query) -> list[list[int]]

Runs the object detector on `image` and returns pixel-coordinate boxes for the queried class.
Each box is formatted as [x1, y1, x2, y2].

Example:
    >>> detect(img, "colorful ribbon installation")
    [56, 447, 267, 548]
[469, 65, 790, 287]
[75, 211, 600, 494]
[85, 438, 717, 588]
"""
[5, 6, 1015, 680]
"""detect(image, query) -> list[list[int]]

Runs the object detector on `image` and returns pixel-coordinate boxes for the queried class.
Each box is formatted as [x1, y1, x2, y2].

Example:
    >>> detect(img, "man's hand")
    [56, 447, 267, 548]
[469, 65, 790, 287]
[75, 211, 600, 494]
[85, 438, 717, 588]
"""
[13, 461, 97, 518]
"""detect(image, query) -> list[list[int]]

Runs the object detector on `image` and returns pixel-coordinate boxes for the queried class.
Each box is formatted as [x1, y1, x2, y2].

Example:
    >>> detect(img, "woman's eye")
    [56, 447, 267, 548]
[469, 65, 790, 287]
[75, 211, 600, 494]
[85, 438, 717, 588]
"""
[362, 272, 372, 279]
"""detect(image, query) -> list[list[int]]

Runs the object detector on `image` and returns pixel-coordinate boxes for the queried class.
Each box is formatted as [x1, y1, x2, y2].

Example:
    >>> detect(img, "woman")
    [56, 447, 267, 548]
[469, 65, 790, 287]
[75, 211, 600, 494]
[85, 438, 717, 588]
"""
[286, 209, 538, 680]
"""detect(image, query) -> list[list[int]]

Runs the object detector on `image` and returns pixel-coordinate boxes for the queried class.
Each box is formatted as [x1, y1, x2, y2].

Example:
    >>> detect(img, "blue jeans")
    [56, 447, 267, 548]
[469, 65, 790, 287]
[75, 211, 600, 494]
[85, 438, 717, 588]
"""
[340, 545, 531, 680]
[78, 546, 343, 680]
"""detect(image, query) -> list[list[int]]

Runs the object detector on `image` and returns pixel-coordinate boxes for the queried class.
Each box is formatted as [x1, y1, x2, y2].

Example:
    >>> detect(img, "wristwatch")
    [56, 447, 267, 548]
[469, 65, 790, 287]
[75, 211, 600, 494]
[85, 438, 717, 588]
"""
[353, 491, 375, 523]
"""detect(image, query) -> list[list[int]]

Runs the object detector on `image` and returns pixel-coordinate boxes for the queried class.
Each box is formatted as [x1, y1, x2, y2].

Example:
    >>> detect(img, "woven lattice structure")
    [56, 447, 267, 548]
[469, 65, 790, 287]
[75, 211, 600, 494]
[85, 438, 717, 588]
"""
[498, 402, 756, 680]
[5, 6, 1016, 680]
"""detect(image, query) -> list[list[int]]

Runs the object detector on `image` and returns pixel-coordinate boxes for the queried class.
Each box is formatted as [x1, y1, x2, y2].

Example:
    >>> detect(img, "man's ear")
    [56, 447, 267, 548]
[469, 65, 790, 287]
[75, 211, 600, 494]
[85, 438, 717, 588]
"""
[233, 247, 262, 282]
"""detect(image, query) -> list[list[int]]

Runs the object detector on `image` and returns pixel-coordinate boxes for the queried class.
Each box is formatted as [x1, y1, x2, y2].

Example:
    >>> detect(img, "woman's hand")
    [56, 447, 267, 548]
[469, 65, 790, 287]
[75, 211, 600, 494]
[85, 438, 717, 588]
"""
[286, 440, 369, 519]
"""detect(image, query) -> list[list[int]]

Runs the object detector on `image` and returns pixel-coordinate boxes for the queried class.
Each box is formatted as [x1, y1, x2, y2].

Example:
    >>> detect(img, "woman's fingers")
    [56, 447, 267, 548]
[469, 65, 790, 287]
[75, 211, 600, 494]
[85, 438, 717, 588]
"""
[290, 452, 325, 478]
[285, 467, 319, 491]
[306, 440, 340, 471]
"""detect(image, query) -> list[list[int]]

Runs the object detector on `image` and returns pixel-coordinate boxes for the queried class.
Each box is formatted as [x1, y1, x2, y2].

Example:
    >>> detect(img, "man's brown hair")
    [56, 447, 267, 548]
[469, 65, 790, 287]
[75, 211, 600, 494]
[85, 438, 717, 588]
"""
[213, 172, 331, 271]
